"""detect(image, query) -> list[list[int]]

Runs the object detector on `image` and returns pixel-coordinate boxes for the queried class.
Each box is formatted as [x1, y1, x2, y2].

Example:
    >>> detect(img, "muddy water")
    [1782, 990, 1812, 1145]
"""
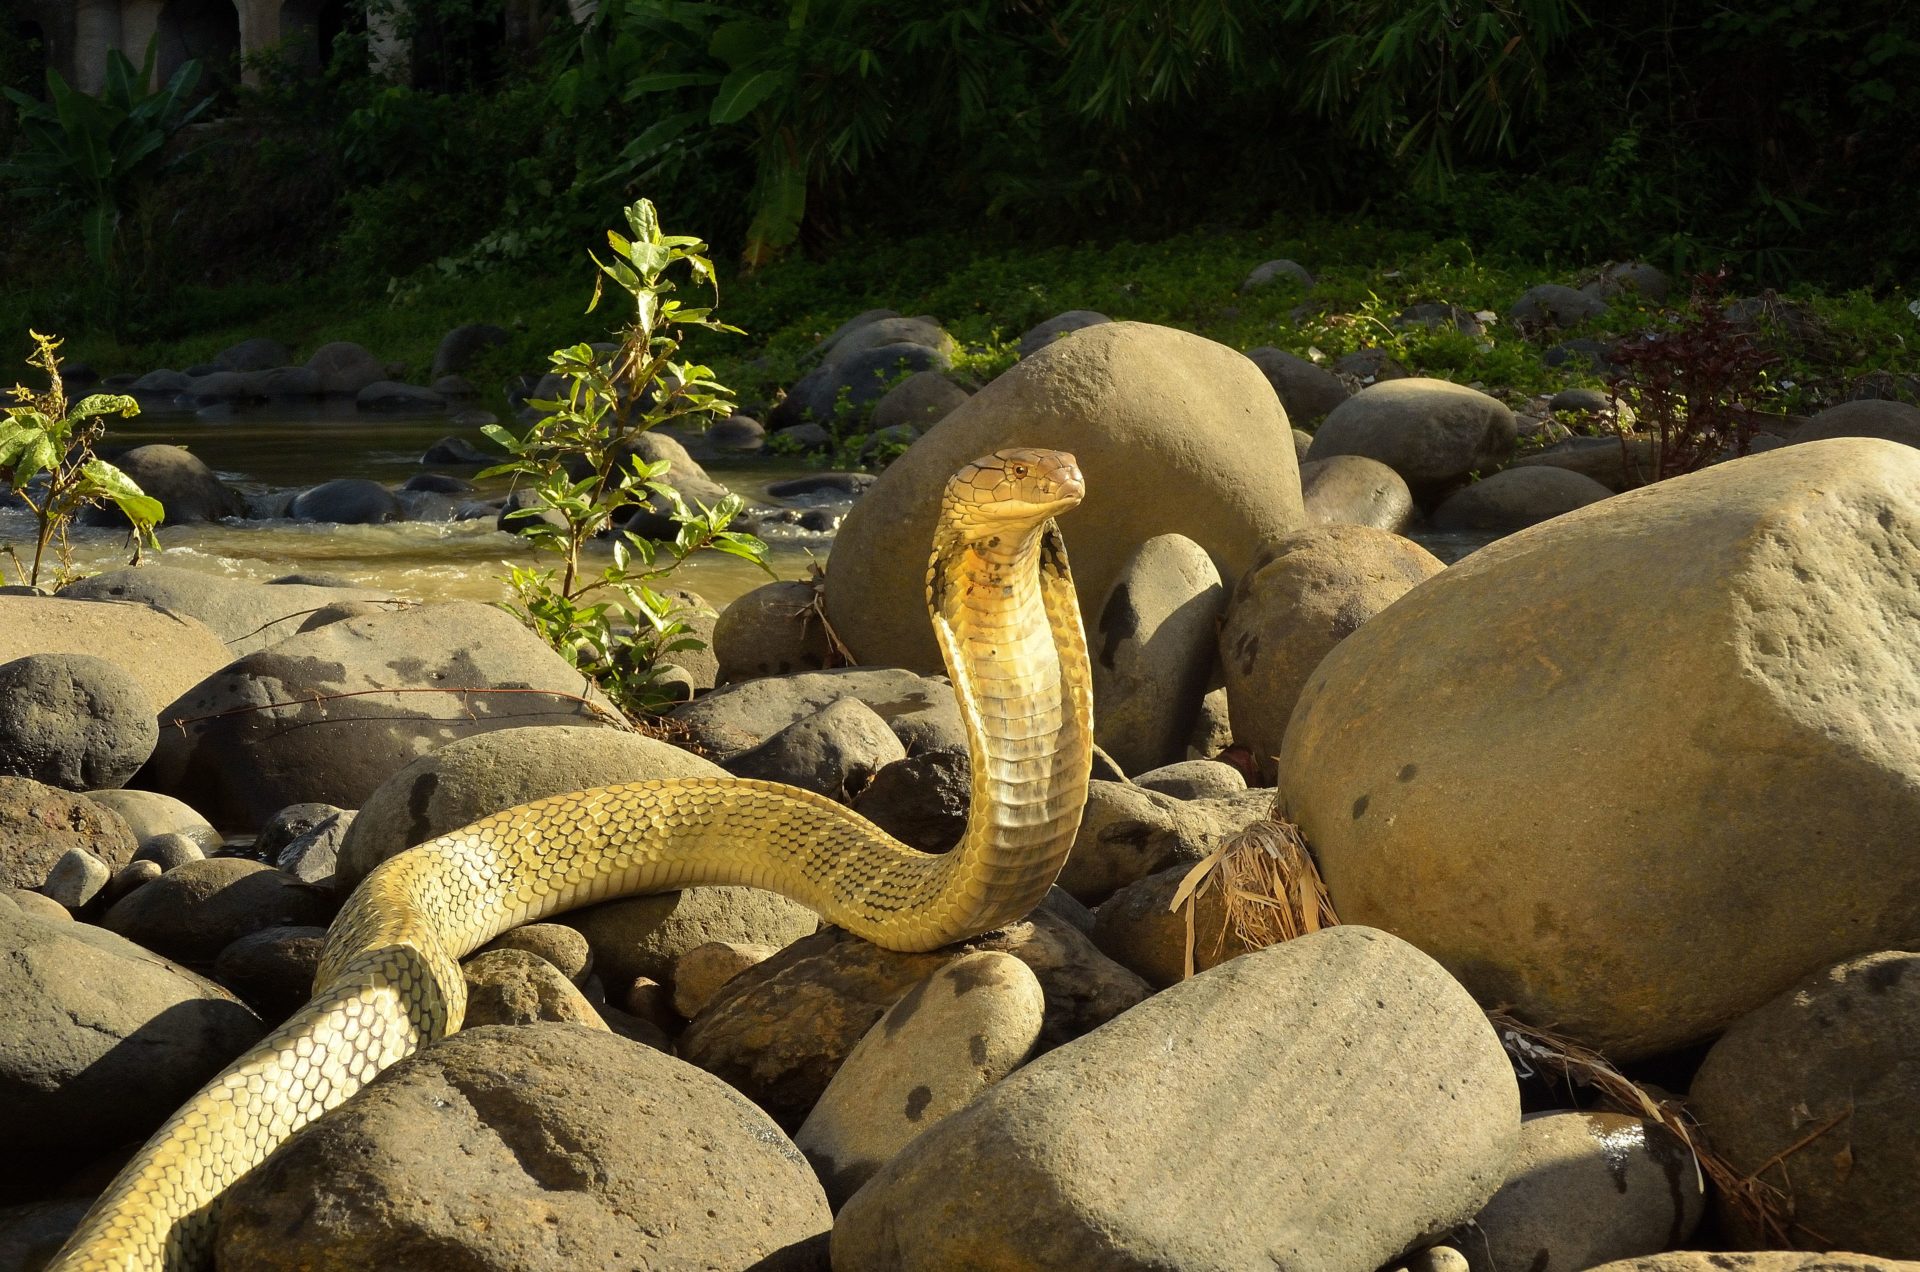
[1, 408, 825, 607]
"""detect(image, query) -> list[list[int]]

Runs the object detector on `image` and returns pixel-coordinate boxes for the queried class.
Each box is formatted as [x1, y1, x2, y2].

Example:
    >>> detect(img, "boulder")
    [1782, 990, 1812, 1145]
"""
[0, 1199, 91, 1270]
[215, 1025, 831, 1272]
[0, 596, 230, 710]
[83, 789, 220, 853]
[682, 913, 1147, 1127]
[421, 434, 493, 464]
[289, 477, 402, 524]
[1241, 258, 1314, 291]
[723, 697, 906, 802]
[832, 926, 1518, 1272]
[1459, 1111, 1704, 1272]
[1691, 950, 1920, 1255]
[820, 315, 955, 365]
[1509, 283, 1608, 332]
[0, 777, 137, 890]
[1133, 758, 1246, 800]
[1334, 347, 1411, 383]
[1055, 780, 1270, 903]
[1090, 534, 1226, 775]
[1399, 302, 1485, 337]
[1279, 439, 1920, 1057]
[1582, 261, 1672, 303]
[1510, 435, 1659, 491]
[430, 322, 511, 380]
[0, 898, 263, 1185]
[355, 380, 446, 413]
[812, 309, 900, 356]
[212, 924, 328, 1021]
[140, 602, 614, 829]
[672, 940, 778, 1018]
[60, 565, 396, 657]
[1790, 399, 1920, 449]
[460, 948, 606, 1030]
[180, 370, 266, 407]
[669, 667, 965, 761]
[825, 323, 1305, 671]
[850, 748, 971, 852]
[1301, 454, 1417, 531]
[100, 857, 335, 962]
[1090, 860, 1258, 987]
[334, 724, 724, 889]
[257, 365, 323, 398]
[1220, 526, 1444, 779]
[41, 846, 111, 908]
[1016, 310, 1111, 359]
[712, 580, 836, 684]
[133, 830, 205, 871]
[1246, 346, 1352, 423]
[796, 951, 1044, 1207]
[0, 653, 157, 790]
[479, 921, 593, 983]
[1307, 378, 1518, 502]
[775, 334, 951, 429]
[214, 336, 291, 372]
[73, 443, 246, 525]
[1431, 467, 1614, 531]
[870, 370, 970, 433]
[561, 886, 820, 992]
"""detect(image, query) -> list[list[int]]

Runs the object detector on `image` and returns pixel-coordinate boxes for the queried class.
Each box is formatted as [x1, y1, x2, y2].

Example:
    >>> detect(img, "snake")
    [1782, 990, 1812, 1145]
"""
[48, 446, 1095, 1271]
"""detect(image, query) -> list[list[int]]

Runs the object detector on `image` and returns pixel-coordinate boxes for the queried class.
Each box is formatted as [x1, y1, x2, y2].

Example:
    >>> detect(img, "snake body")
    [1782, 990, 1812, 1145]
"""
[50, 447, 1094, 1271]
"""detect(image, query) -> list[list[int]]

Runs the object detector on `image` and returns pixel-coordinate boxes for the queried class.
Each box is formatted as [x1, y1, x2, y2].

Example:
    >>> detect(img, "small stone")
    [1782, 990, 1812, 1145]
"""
[673, 940, 778, 1018]
[622, 976, 677, 1031]
[40, 847, 110, 909]
[462, 948, 607, 1030]
[481, 922, 593, 983]
[133, 832, 206, 872]
[103, 858, 163, 904]
[1132, 759, 1247, 801]
[213, 926, 328, 1022]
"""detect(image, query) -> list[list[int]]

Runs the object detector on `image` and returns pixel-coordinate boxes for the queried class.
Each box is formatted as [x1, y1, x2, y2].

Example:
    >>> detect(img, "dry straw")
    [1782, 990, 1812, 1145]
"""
[1167, 800, 1822, 1248]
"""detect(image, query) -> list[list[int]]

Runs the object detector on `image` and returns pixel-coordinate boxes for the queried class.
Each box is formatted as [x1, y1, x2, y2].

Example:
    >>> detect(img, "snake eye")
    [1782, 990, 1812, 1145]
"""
[1011, 464, 1028, 479]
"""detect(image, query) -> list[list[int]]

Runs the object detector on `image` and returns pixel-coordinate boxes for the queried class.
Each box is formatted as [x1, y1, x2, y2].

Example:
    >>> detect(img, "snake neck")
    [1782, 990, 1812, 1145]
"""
[925, 518, 1094, 940]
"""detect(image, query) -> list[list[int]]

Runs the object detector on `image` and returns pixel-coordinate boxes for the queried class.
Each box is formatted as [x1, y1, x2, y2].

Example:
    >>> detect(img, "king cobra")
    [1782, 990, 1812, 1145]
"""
[49, 447, 1094, 1271]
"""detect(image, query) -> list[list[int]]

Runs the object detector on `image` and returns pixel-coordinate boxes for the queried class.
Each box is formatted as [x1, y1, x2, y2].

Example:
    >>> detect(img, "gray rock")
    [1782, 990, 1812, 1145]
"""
[851, 748, 970, 852]
[832, 926, 1518, 1272]
[0, 652, 157, 790]
[73, 443, 246, 525]
[673, 940, 778, 1018]
[1280, 439, 1920, 1058]
[1133, 758, 1247, 800]
[1549, 386, 1611, 414]
[101, 857, 335, 962]
[1090, 534, 1225, 775]
[775, 341, 949, 428]
[215, 337, 291, 373]
[562, 885, 820, 996]
[421, 434, 494, 464]
[818, 315, 954, 365]
[713, 580, 836, 684]
[333, 723, 724, 889]
[290, 477, 402, 524]
[275, 808, 352, 886]
[0, 777, 137, 890]
[870, 370, 970, 433]
[355, 379, 446, 413]
[141, 602, 617, 829]
[257, 365, 322, 398]
[461, 948, 606, 1030]
[1016, 310, 1112, 359]
[1241, 258, 1314, 291]
[212, 924, 328, 1021]
[825, 323, 1305, 671]
[129, 368, 192, 396]
[0, 1198, 91, 1271]
[480, 922, 593, 983]
[60, 564, 396, 656]
[1090, 859, 1258, 988]
[1055, 780, 1270, 903]
[812, 309, 900, 357]
[1245, 346, 1351, 423]
[85, 789, 220, 853]
[133, 830, 206, 871]
[215, 1025, 832, 1272]
[1399, 302, 1485, 336]
[1510, 283, 1609, 332]
[1219, 526, 1444, 780]
[1692, 950, 1920, 1255]
[1543, 337, 1620, 373]
[1790, 398, 1920, 449]
[0, 899, 262, 1185]
[41, 846, 110, 908]
[1308, 378, 1519, 502]
[670, 667, 966, 761]
[1510, 435, 1659, 491]
[1300, 454, 1418, 531]
[1581, 261, 1671, 303]
[1431, 466, 1614, 531]
[1459, 1110, 1704, 1272]
[1334, 347, 1411, 383]
[430, 322, 511, 380]
[796, 951, 1044, 1207]
[682, 911, 1147, 1129]
[724, 696, 907, 803]
[179, 369, 266, 406]
[104, 857, 164, 904]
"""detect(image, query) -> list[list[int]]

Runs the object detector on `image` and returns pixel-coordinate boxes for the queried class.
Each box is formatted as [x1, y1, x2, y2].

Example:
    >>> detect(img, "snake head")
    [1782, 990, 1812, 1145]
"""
[944, 448, 1085, 541]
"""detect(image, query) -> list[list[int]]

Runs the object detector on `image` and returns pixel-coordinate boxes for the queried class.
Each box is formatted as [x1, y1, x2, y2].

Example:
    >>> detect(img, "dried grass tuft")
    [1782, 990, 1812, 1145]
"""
[1486, 1010, 1840, 1249]
[1168, 802, 1339, 979]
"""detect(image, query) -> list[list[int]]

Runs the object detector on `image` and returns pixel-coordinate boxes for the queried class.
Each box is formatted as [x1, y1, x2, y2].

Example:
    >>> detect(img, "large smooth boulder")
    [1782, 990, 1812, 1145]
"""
[824, 323, 1306, 671]
[74, 443, 246, 525]
[1090, 534, 1226, 775]
[1300, 455, 1417, 531]
[669, 667, 965, 761]
[289, 478, 402, 524]
[1510, 435, 1658, 491]
[0, 777, 137, 890]
[0, 596, 231, 710]
[0, 653, 157, 790]
[1279, 440, 1920, 1057]
[1790, 398, 1920, 449]
[60, 565, 395, 657]
[1221, 527, 1443, 779]
[1017, 310, 1112, 359]
[1691, 950, 1920, 1256]
[561, 886, 819, 992]
[139, 602, 614, 829]
[100, 857, 335, 962]
[305, 341, 387, 396]
[1431, 467, 1614, 531]
[216, 1025, 831, 1271]
[832, 926, 1518, 1272]
[1246, 346, 1351, 423]
[0, 897, 263, 1187]
[1307, 378, 1518, 502]
[335, 724, 724, 889]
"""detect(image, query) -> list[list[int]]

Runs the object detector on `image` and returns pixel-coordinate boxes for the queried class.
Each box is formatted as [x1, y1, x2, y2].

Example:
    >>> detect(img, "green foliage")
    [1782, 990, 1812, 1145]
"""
[0, 43, 212, 290]
[482, 199, 770, 717]
[1, 331, 162, 587]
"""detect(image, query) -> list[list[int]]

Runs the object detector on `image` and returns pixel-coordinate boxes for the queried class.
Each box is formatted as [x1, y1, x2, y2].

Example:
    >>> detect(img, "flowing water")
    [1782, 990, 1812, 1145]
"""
[1, 407, 826, 607]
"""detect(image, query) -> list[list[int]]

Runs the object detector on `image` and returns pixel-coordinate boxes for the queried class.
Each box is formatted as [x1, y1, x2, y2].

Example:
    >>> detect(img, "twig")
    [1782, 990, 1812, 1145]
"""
[164, 685, 633, 734]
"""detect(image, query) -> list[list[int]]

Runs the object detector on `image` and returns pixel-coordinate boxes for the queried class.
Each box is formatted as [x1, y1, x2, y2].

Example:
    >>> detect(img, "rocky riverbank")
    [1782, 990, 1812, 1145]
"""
[3, 319, 1919, 1269]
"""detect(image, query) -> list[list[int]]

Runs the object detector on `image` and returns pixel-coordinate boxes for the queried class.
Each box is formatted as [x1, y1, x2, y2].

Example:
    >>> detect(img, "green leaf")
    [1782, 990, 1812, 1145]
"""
[709, 67, 786, 125]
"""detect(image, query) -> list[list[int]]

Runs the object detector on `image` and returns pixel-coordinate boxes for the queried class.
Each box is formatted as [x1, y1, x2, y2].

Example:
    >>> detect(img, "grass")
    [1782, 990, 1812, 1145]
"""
[6, 211, 1915, 430]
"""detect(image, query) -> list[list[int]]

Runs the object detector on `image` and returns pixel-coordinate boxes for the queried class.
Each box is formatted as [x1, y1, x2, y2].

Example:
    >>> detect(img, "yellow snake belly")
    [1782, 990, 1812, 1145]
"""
[49, 447, 1095, 1271]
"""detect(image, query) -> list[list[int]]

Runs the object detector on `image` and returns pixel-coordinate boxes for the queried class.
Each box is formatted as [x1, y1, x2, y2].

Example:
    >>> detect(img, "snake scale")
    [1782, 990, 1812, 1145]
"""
[49, 447, 1095, 1271]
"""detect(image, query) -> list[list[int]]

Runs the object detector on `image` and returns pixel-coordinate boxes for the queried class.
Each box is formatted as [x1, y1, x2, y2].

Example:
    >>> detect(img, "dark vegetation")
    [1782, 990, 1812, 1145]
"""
[1, 0, 1915, 403]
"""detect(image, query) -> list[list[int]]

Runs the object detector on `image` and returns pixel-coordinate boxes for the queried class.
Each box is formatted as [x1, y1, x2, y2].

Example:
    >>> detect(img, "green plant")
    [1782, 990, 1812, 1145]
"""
[0, 43, 212, 289]
[482, 199, 770, 717]
[1, 331, 163, 587]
